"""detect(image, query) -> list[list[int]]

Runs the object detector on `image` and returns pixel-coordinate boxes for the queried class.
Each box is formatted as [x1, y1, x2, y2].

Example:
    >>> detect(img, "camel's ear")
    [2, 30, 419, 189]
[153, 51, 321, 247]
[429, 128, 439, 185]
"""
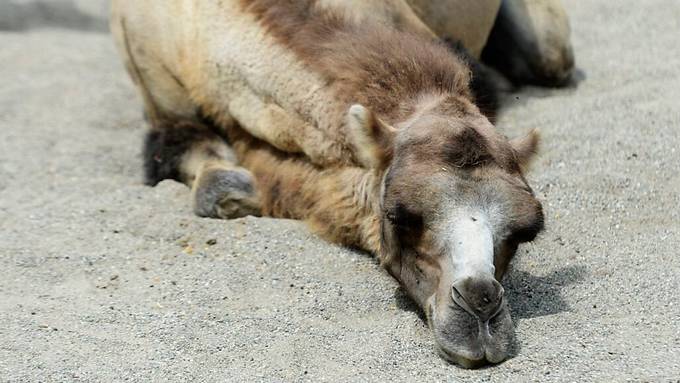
[510, 129, 540, 170]
[347, 104, 396, 169]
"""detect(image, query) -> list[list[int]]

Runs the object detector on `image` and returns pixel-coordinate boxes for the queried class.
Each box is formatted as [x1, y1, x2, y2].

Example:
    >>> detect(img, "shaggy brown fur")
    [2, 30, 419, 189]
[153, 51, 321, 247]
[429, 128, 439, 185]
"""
[227, 126, 382, 253]
[240, 0, 473, 122]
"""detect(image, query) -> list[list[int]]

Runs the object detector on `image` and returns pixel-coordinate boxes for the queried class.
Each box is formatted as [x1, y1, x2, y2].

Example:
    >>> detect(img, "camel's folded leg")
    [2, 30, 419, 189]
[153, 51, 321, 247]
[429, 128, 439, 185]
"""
[111, 8, 261, 219]
[226, 87, 353, 167]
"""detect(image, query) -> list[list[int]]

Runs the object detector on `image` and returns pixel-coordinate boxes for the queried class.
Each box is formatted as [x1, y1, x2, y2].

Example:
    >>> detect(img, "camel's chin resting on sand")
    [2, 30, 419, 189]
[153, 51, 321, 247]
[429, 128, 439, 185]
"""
[110, 0, 564, 367]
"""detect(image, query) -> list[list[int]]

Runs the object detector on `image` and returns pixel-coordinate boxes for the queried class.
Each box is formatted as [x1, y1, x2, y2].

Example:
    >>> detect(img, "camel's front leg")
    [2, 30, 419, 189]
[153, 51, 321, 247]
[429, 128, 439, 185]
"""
[144, 120, 262, 219]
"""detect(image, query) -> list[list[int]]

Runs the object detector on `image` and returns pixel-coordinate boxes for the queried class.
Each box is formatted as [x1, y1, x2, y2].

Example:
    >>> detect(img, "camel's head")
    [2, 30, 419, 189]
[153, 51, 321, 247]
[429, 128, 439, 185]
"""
[348, 98, 544, 368]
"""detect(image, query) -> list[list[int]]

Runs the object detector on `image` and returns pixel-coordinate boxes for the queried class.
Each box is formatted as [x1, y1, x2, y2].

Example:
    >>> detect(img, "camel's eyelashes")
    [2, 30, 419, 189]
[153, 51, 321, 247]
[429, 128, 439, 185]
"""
[386, 204, 423, 232]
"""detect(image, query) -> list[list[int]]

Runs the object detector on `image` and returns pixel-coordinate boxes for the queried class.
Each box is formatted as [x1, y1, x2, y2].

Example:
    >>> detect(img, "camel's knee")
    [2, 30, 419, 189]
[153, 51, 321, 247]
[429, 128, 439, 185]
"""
[192, 165, 261, 219]
[142, 120, 233, 186]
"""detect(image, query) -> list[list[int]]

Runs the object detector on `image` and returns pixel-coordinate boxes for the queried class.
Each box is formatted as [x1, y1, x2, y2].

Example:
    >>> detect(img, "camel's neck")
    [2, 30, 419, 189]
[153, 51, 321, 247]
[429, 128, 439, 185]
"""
[232, 131, 383, 254]
[305, 166, 383, 254]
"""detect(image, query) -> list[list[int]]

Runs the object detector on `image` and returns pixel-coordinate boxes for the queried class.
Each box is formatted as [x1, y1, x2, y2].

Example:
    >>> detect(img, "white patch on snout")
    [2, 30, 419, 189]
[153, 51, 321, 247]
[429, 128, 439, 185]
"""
[447, 211, 495, 281]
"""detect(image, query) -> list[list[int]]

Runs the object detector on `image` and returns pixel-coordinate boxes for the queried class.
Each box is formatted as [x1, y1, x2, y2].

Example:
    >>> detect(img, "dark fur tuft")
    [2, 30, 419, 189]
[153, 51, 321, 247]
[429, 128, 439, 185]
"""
[442, 127, 494, 169]
[143, 121, 222, 186]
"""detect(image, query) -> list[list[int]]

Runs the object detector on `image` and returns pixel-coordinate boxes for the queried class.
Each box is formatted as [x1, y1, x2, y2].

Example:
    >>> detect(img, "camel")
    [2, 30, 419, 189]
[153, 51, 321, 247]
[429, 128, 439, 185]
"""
[110, 0, 555, 367]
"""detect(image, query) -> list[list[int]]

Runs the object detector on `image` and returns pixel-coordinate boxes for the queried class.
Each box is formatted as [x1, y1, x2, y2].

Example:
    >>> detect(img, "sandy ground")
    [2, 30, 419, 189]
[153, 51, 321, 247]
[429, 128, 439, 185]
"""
[1, 0, 679, 381]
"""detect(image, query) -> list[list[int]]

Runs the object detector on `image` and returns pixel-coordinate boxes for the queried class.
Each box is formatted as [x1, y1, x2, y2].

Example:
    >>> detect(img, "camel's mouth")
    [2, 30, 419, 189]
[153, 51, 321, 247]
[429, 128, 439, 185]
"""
[435, 343, 494, 369]
[427, 294, 514, 368]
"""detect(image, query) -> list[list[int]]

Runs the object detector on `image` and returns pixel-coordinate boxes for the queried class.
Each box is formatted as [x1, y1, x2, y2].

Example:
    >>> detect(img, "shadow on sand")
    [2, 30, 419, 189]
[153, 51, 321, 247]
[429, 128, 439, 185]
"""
[504, 264, 587, 320]
[498, 67, 587, 110]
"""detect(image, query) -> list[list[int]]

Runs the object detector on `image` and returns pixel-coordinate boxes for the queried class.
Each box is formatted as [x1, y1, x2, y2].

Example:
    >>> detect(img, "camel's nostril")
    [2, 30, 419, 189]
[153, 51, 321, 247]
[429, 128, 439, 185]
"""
[451, 276, 505, 321]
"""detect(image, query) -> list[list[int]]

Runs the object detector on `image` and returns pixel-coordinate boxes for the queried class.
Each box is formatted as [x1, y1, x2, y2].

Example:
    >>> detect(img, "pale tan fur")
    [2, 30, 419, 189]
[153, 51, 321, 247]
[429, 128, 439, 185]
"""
[120, 1, 367, 167]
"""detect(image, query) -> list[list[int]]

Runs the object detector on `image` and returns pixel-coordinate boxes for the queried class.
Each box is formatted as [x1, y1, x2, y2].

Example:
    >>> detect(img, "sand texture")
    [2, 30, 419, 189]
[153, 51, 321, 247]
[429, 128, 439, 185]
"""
[0, 0, 678, 381]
